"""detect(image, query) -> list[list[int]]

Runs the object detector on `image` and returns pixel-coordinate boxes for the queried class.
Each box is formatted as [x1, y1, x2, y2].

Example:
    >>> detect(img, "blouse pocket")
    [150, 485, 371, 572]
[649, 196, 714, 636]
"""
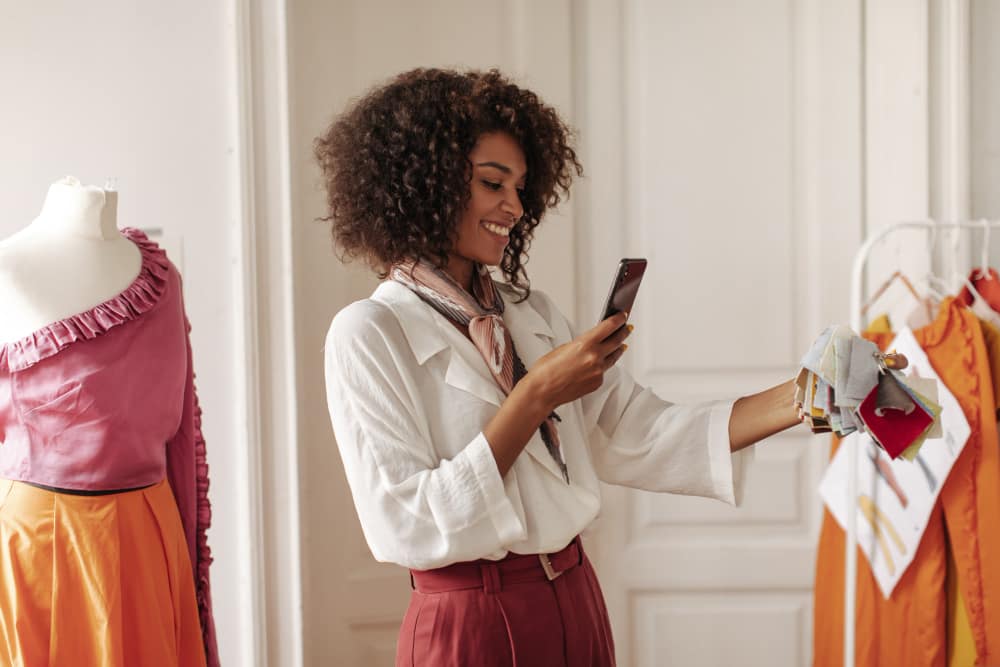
[13, 381, 86, 438]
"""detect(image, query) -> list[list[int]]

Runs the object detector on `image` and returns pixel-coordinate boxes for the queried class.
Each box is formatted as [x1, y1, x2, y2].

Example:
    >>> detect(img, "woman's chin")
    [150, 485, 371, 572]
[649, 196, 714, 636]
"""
[474, 252, 505, 268]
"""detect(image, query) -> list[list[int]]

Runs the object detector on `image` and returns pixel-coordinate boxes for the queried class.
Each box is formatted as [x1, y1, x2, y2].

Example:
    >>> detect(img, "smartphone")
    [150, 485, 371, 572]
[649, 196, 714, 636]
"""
[600, 258, 647, 323]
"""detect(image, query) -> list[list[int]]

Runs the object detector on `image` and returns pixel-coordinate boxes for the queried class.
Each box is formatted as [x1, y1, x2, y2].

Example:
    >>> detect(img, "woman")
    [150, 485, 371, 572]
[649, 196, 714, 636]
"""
[318, 68, 871, 666]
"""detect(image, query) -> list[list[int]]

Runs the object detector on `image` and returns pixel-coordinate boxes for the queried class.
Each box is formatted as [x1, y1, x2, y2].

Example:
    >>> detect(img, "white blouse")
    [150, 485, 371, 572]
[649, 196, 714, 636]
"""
[324, 280, 744, 570]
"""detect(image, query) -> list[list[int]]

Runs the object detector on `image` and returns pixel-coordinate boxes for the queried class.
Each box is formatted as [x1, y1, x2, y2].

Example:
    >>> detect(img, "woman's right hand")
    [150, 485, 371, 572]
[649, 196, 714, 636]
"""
[525, 312, 633, 412]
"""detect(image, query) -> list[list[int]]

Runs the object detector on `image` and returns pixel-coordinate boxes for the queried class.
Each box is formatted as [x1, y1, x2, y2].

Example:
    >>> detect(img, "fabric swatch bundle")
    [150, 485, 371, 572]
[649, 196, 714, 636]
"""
[795, 325, 942, 460]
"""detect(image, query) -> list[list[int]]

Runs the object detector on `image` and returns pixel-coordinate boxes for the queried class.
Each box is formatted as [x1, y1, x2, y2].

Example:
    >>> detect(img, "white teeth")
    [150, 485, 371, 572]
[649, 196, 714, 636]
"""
[483, 222, 511, 236]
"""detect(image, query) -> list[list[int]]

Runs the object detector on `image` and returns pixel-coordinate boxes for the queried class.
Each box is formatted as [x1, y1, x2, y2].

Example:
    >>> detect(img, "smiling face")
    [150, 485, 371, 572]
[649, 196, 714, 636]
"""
[446, 132, 527, 290]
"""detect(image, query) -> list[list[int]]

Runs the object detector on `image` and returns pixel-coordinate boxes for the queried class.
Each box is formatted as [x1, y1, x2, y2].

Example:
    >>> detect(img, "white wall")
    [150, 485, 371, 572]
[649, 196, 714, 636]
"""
[972, 0, 1000, 242]
[0, 4, 251, 665]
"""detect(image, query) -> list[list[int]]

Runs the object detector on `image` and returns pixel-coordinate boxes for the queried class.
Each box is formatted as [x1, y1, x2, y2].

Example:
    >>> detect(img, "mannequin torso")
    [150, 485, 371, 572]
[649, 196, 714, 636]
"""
[0, 177, 143, 345]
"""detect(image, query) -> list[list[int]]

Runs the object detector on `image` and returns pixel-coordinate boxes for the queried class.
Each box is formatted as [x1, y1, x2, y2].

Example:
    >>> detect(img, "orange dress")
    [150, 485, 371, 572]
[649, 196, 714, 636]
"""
[813, 299, 1000, 666]
[947, 318, 1000, 667]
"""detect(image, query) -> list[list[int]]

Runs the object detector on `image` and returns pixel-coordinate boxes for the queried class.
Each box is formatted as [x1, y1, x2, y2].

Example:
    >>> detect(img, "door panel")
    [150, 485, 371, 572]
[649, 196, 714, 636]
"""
[576, 1, 864, 664]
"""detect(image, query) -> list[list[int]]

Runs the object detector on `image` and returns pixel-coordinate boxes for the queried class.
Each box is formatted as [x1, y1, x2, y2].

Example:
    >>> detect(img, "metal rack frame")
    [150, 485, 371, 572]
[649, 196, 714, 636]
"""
[844, 219, 1000, 667]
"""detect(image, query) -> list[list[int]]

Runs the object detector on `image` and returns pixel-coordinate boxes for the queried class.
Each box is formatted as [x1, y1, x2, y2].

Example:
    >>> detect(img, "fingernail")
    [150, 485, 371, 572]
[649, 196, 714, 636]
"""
[622, 343, 628, 351]
[627, 324, 634, 333]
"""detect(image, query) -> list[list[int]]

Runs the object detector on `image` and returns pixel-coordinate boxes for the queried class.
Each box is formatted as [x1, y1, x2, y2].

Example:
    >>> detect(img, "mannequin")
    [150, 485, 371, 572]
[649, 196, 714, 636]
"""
[0, 176, 142, 344]
[0, 176, 219, 666]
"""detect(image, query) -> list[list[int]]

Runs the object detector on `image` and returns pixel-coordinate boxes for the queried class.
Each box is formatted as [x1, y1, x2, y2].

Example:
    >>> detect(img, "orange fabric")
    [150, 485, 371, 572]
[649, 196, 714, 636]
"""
[813, 299, 1000, 666]
[979, 319, 1000, 414]
[948, 542, 976, 667]
[0, 479, 208, 667]
[947, 317, 1000, 667]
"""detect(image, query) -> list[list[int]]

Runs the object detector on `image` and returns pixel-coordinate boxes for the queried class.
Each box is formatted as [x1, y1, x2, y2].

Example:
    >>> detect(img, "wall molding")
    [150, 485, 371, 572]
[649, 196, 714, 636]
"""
[930, 0, 972, 278]
[233, 0, 304, 665]
[930, 0, 971, 223]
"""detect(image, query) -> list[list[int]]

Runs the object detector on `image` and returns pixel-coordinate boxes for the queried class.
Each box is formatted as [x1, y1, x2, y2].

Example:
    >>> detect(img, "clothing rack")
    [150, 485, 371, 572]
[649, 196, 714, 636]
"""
[844, 219, 1000, 667]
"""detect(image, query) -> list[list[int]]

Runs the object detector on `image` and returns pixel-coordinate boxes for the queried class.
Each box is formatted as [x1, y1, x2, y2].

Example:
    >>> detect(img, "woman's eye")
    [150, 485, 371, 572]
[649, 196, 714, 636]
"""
[482, 180, 502, 191]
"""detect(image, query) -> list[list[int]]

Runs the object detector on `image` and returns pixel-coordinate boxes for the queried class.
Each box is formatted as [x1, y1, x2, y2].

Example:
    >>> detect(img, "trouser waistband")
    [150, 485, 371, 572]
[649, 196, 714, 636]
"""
[410, 536, 584, 594]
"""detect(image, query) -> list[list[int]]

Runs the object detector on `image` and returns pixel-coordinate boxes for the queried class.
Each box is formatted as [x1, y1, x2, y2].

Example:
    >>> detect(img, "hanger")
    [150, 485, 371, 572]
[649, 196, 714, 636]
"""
[950, 224, 963, 290]
[920, 225, 950, 305]
[965, 276, 1000, 329]
[961, 274, 984, 302]
[953, 221, 1000, 326]
[861, 232, 932, 322]
[953, 224, 990, 311]
[972, 218, 993, 282]
[861, 270, 926, 317]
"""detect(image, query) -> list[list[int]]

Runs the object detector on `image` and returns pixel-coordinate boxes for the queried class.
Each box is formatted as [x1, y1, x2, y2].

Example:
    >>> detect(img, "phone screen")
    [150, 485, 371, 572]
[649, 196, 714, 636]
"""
[600, 258, 647, 322]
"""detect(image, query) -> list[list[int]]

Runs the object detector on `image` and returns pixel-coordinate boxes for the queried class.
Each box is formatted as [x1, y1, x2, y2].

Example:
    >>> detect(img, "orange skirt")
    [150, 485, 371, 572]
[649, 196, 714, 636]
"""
[0, 478, 208, 667]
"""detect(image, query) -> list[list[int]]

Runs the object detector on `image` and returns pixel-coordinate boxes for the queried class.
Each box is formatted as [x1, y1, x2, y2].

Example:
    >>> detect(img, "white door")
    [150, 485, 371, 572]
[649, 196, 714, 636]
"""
[573, 1, 866, 665]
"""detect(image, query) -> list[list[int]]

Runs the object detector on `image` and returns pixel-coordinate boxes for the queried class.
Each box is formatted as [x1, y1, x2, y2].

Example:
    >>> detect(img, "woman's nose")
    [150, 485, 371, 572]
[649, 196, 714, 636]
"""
[500, 191, 523, 222]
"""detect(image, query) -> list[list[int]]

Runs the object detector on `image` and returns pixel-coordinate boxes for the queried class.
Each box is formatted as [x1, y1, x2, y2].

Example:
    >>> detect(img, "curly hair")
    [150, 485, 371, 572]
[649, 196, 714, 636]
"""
[314, 68, 582, 297]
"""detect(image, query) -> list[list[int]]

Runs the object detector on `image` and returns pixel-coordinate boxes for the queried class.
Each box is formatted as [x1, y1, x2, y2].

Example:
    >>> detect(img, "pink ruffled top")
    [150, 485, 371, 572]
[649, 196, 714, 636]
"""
[0, 228, 219, 666]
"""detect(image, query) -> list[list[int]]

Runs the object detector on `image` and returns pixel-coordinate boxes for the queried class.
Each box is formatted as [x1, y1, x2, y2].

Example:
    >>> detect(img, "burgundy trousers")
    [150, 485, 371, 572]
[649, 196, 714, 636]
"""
[396, 537, 616, 666]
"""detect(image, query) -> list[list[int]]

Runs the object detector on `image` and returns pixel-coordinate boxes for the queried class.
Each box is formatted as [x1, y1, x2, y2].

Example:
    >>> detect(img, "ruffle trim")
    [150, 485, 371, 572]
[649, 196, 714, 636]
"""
[193, 389, 220, 667]
[0, 228, 171, 372]
[950, 304, 987, 659]
[918, 296, 960, 348]
[917, 300, 988, 658]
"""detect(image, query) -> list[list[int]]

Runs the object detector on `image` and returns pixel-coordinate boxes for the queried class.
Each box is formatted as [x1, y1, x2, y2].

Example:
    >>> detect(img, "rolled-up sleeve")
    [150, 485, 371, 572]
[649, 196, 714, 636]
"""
[324, 302, 526, 570]
[524, 288, 748, 505]
[580, 363, 748, 505]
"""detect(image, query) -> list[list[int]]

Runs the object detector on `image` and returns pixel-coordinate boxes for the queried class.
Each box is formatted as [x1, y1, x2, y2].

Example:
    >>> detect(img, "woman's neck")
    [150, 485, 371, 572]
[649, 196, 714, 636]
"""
[445, 254, 475, 292]
[32, 177, 120, 241]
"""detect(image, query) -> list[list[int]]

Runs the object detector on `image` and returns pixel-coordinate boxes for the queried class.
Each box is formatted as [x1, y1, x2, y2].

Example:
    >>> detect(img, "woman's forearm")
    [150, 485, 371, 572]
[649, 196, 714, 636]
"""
[492, 376, 804, 470]
[483, 379, 553, 477]
[728, 378, 801, 452]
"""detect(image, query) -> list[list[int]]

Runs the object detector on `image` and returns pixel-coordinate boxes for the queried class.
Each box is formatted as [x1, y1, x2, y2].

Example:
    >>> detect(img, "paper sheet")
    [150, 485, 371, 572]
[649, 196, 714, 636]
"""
[818, 327, 970, 598]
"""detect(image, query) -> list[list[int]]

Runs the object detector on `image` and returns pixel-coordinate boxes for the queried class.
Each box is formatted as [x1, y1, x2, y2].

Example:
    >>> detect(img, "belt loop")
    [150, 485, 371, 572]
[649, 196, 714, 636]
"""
[480, 562, 501, 594]
[574, 535, 584, 566]
[409, 570, 415, 590]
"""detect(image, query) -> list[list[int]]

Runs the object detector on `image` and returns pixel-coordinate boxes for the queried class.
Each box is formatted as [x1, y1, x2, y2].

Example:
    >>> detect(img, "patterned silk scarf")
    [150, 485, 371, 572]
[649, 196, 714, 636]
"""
[391, 259, 569, 483]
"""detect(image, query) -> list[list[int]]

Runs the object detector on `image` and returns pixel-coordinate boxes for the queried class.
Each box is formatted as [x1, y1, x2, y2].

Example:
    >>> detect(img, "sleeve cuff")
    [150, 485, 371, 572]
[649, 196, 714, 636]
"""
[466, 432, 527, 544]
[706, 399, 750, 506]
